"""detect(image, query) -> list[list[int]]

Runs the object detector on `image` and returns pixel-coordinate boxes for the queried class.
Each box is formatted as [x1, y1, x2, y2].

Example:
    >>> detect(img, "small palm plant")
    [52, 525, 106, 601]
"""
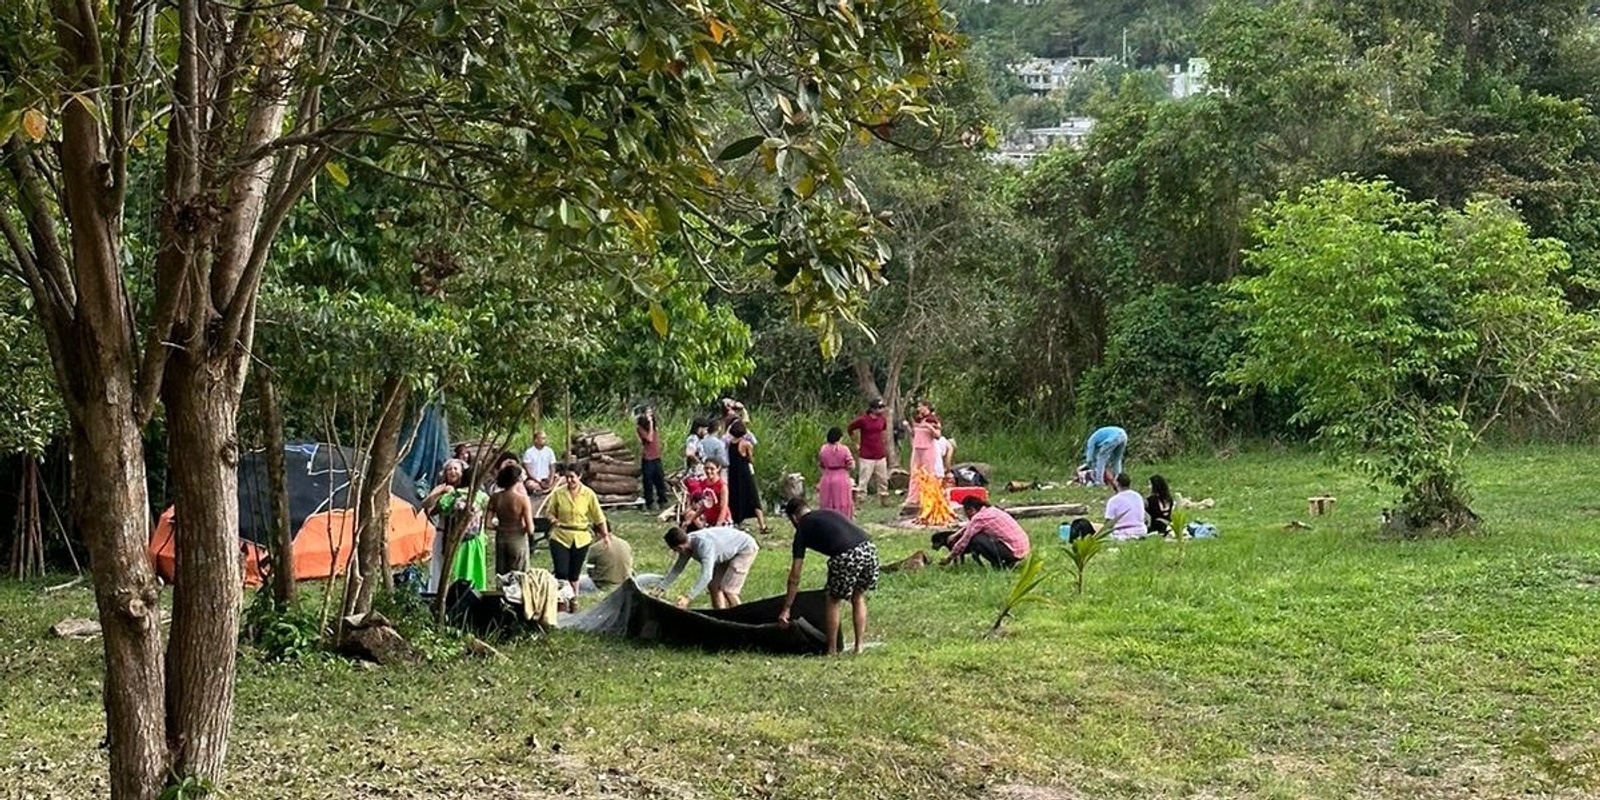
[1064, 529, 1110, 595]
[1172, 508, 1192, 540]
[990, 552, 1051, 634]
[1172, 507, 1192, 560]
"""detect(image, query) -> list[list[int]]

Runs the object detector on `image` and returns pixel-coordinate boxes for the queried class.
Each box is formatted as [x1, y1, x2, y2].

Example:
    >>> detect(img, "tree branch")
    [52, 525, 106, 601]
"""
[1, 141, 76, 313]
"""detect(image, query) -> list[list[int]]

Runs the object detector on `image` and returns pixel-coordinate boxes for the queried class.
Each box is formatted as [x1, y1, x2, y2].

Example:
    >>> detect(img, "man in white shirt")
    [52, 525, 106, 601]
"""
[521, 431, 557, 492]
[657, 525, 759, 609]
[1103, 473, 1148, 541]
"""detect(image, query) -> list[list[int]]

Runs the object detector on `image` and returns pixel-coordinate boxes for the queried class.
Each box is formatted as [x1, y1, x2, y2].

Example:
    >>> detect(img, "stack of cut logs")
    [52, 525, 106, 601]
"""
[572, 428, 641, 505]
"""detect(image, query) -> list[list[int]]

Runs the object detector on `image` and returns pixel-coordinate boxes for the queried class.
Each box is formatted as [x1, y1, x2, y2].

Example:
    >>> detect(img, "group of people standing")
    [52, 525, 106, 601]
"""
[411, 401, 1198, 660]
[423, 443, 633, 613]
[653, 398, 769, 535]
[817, 398, 953, 520]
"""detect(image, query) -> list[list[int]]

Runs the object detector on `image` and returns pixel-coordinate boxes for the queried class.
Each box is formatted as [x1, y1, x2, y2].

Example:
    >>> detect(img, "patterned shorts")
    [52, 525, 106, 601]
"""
[825, 542, 879, 600]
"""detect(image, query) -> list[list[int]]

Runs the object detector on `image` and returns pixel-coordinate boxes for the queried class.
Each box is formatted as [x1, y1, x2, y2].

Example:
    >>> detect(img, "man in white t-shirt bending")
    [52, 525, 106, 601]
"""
[521, 431, 557, 492]
[1103, 473, 1148, 541]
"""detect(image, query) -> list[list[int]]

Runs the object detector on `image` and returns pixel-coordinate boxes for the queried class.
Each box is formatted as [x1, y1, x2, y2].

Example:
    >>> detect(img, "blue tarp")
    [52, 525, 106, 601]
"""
[398, 399, 450, 497]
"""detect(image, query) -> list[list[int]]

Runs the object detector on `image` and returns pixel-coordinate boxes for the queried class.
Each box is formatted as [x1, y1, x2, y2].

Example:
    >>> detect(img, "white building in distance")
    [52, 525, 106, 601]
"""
[1166, 58, 1210, 99]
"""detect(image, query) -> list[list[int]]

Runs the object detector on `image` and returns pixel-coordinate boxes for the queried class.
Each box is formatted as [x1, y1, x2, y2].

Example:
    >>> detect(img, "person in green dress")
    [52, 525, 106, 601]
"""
[423, 458, 490, 592]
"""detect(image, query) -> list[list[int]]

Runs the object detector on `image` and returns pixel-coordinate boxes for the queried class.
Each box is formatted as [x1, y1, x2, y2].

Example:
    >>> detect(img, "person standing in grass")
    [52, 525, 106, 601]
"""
[1083, 425, 1128, 489]
[817, 426, 856, 519]
[681, 460, 730, 531]
[657, 525, 760, 609]
[725, 420, 769, 534]
[423, 458, 490, 592]
[847, 399, 892, 507]
[1103, 473, 1148, 541]
[683, 418, 708, 478]
[541, 463, 612, 612]
[905, 400, 942, 509]
[637, 408, 669, 513]
[941, 496, 1031, 568]
[486, 464, 535, 576]
[778, 498, 878, 655]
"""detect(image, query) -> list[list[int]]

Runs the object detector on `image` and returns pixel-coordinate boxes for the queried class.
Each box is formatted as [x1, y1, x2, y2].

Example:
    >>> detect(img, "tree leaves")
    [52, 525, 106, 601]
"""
[20, 109, 45, 142]
[323, 161, 350, 188]
[647, 302, 668, 337]
[715, 135, 764, 161]
[1226, 178, 1600, 528]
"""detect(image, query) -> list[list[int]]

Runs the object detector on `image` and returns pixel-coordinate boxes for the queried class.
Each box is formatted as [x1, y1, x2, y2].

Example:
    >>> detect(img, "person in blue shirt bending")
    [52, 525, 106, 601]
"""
[1083, 426, 1128, 489]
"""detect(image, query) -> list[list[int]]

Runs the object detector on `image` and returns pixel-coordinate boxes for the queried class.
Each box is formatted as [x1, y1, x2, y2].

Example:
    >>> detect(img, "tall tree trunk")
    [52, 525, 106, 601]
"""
[160, 358, 243, 782]
[74, 399, 167, 800]
[884, 349, 906, 466]
[257, 373, 295, 608]
[346, 376, 409, 617]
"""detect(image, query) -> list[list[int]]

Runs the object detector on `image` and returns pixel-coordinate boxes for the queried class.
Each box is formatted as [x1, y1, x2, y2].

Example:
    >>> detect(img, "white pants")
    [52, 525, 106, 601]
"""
[856, 458, 890, 494]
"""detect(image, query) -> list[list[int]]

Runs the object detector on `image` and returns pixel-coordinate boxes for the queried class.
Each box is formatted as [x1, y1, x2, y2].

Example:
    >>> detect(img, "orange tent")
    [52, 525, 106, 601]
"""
[150, 497, 432, 588]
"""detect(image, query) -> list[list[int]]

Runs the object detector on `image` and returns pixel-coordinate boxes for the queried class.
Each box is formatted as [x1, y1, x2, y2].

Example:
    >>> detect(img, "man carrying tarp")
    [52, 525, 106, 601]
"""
[656, 525, 759, 609]
[777, 498, 879, 655]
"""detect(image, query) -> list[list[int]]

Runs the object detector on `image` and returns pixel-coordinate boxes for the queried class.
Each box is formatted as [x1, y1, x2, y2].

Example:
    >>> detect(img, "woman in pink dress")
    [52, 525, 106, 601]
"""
[817, 426, 856, 518]
[907, 400, 942, 505]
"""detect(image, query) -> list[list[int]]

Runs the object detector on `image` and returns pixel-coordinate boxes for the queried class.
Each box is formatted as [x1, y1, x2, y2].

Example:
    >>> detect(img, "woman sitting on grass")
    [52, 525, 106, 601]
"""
[1146, 474, 1175, 538]
[1102, 473, 1148, 541]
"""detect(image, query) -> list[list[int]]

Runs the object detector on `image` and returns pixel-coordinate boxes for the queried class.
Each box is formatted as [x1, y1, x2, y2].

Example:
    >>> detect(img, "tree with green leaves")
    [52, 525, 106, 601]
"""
[1225, 178, 1600, 532]
[0, 2, 956, 797]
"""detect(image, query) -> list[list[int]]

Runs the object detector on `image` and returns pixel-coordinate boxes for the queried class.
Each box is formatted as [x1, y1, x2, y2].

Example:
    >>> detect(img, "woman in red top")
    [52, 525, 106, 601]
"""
[682, 461, 730, 531]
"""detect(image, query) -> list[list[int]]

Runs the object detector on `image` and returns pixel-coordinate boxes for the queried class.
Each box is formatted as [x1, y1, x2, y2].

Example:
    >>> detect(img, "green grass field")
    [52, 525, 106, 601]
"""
[3, 445, 1597, 799]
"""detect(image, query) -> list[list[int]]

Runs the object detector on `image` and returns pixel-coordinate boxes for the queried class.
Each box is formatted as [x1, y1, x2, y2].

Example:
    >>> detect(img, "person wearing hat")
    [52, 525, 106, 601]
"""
[846, 398, 892, 507]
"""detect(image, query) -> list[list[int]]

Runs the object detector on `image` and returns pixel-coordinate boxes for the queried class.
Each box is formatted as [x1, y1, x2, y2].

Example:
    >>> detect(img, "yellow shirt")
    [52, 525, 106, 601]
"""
[545, 484, 606, 548]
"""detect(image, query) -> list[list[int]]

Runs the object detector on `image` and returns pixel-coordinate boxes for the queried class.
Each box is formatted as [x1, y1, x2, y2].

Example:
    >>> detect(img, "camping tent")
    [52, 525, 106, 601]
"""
[149, 443, 432, 587]
[564, 578, 841, 655]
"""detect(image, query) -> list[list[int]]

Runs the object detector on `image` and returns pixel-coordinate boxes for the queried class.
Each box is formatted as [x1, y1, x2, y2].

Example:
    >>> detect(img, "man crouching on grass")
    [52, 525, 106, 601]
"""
[777, 497, 878, 655]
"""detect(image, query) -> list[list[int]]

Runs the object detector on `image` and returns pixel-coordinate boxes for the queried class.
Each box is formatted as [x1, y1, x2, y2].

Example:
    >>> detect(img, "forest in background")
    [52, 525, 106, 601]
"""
[732, 0, 1600, 452]
[5, 1, 1600, 507]
[3, 1, 1600, 498]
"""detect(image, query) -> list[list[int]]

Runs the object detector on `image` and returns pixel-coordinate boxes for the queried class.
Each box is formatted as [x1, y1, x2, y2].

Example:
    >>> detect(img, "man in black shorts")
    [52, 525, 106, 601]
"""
[777, 497, 878, 655]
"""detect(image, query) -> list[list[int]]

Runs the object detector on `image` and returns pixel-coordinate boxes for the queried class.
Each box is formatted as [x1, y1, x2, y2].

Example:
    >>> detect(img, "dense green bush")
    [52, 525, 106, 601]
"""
[1076, 283, 1238, 456]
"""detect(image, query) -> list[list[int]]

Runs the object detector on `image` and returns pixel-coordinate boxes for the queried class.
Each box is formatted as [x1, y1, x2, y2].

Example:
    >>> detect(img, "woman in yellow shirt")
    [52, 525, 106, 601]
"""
[540, 463, 611, 611]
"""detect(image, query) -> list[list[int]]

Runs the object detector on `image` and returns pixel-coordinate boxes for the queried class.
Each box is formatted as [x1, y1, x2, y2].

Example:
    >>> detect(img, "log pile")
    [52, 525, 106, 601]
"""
[572, 428, 641, 505]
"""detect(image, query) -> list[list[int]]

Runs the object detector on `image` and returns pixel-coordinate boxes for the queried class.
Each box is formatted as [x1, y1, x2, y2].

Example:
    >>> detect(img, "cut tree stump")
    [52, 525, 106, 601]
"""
[1307, 496, 1337, 516]
[338, 622, 423, 666]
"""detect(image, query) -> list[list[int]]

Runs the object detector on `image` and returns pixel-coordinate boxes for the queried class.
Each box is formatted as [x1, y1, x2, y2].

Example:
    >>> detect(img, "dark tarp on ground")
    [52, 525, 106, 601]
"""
[236, 443, 422, 547]
[565, 578, 841, 655]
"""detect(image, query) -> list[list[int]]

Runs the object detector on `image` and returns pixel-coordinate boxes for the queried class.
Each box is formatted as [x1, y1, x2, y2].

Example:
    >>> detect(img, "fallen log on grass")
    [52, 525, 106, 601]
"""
[994, 503, 1088, 519]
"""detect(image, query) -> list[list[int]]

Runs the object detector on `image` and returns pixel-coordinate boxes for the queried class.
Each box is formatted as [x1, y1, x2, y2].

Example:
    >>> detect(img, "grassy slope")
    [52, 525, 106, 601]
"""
[2, 445, 1597, 799]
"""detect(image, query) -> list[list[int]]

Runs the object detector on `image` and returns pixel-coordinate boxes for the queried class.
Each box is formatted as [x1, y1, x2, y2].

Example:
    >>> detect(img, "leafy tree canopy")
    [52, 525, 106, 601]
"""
[1225, 177, 1600, 531]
